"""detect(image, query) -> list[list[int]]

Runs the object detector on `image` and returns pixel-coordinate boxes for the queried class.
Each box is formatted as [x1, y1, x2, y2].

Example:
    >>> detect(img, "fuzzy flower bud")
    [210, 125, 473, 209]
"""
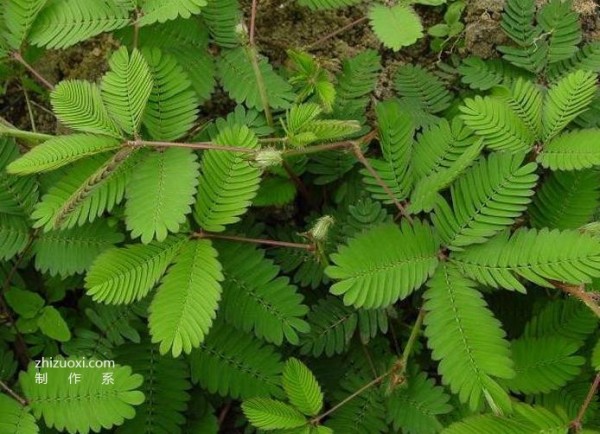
[254, 148, 283, 169]
[310, 215, 335, 241]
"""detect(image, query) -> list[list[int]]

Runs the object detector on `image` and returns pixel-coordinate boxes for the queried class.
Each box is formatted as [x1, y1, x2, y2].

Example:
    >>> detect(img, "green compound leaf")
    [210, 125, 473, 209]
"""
[326, 221, 439, 309]
[19, 357, 144, 434]
[282, 358, 324, 416]
[368, 4, 423, 51]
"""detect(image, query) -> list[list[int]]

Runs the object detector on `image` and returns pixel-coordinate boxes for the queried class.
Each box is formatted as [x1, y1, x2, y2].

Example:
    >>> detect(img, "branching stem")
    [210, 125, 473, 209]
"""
[552, 281, 600, 318]
[571, 373, 600, 432]
[194, 231, 314, 250]
[304, 16, 368, 50]
[12, 52, 54, 91]
[0, 380, 27, 406]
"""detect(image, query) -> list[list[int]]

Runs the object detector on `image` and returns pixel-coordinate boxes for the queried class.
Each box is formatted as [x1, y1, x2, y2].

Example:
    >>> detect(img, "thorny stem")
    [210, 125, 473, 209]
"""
[194, 231, 315, 251]
[571, 373, 600, 432]
[11, 52, 54, 91]
[303, 16, 368, 50]
[0, 380, 27, 406]
[310, 308, 425, 425]
[552, 281, 600, 318]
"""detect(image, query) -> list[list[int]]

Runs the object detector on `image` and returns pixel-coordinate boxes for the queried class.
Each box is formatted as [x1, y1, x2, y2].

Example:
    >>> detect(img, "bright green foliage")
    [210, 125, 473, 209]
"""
[537, 0, 581, 63]
[201, 0, 241, 47]
[7, 135, 121, 175]
[538, 129, 600, 171]
[326, 374, 387, 434]
[125, 148, 199, 243]
[395, 65, 452, 114]
[242, 398, 306, 430]
[194, 125, 261, 232]
[529, 169, 600, 229]
[362, 101, 414, 203]
[141, 48, 199, 141]
[288, 50, 336, 112]
[19, 358, 144, 434]
[433, 152, 538, 250]
[190, 324, 284, 399]
[442, 404, 570, 433]
[138, 0, 207, 27]
[458, 57, 526, 91]
[299, 296, 357, 357]
[0, 394, 39, 434]
[0, 214, 29, 260]
[297, 0, 362, 10]
[409, 139, 483, 213]
[149, 239, 223, 356]
[282, 358, 323, 416]
[369, 4, 423, 52]
[0, 138, 38, 216]
[460, 95, 535, 152]
[32, 220, 124, 276]
[31, 152, 137, 231]
[4, 0, 48, 50]
[387, 371, 452, 433]
[37, 305, 71, 342]
[542, 69, 597, 141]
[102, 47, 154, 136]
[284, 103, 360, 147]
[2, 1, 600, 433]
[452, 228, 600, 291]
[216, 240, 310, 346]
[327, 221, 439, 308]
[50, 81, 123, 138]
[424, 264, 515, 412]
[85, 235, 185, 304]
[217, 47, 296, 111]
[116, 341, 191, 434]
[29, 0, 131, 49]
[505, 337, 585, 394]
[411, 118, 475, 179]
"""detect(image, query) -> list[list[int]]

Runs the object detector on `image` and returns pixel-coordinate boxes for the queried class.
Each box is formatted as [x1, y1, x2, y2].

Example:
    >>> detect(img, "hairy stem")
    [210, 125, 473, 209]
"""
[0, 125, 53, 142]
[303, 16, 368, 50]
[194, 231, 315, 250]
[553, 282, 600, 318]
[310, 310, 425, 424]
[12, 52, 54, 91]
[0, 380, 27, 406]
[128, 139, 255, 154]
[571, 373, 600, 432]
[54, 147, 136, 229]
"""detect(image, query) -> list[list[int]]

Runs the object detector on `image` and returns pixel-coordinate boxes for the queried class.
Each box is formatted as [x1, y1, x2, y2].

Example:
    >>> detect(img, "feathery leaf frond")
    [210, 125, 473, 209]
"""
[327, 221, 439, 309]
[102, 47, 154, 136]
[85, 235, 185, 304]
[29, 0, 131, 49]
[51, 80, 123, 138]
[424, 264, 514, 412]
[194, 125, 261, 232]
[216, 240, 310, 346]
[452, 228, 600, 291]
[149, 239, 223, 357]
[125, 148, 199, 243]
[7, 135, 121, 175]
